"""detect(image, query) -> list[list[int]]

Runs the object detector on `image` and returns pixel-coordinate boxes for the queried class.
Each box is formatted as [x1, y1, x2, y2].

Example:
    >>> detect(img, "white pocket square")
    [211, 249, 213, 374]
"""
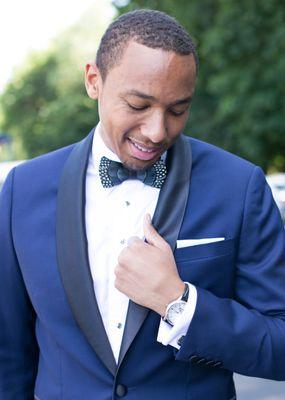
[176, 238, 225, 249]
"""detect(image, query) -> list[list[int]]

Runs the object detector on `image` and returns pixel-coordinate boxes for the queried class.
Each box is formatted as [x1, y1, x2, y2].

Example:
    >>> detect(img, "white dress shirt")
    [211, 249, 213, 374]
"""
[85, 123, 197, 362]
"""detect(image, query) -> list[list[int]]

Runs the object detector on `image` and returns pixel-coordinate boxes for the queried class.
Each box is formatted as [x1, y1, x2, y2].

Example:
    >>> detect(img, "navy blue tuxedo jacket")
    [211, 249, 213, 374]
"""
[1, 130, 285, 400]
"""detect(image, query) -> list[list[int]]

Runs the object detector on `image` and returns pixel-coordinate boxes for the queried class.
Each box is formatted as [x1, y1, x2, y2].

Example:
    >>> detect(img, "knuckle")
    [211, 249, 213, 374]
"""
[115, 264, 124, 277]
[118, 249, 128, 264]
[132, 241, 141, 250]
[114, 279, 120, 290]
[128, 236, 142, 248]
[114, 265, 119, 276]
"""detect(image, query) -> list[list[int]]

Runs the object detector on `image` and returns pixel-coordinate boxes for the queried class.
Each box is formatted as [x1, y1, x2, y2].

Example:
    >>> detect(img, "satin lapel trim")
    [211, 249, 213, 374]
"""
[56, 129, 117, 376]
[118, 135, 192, 366]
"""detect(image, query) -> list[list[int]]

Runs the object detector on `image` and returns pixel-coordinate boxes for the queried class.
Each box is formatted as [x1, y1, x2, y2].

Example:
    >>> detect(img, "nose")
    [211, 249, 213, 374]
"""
[142, 110, 167, 144]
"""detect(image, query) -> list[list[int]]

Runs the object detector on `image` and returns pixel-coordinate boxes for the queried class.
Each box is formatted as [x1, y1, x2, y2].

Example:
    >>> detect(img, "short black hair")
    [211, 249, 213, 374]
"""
[96, 9, 199, 80]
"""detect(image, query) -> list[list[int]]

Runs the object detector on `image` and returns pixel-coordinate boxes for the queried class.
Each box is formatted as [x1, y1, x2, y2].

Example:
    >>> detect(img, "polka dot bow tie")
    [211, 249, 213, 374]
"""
[99, 156, 167, 189]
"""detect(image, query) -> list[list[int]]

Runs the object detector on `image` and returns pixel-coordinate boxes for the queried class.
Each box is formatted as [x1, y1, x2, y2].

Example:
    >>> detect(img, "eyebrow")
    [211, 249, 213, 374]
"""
[124, 89, 192, 106]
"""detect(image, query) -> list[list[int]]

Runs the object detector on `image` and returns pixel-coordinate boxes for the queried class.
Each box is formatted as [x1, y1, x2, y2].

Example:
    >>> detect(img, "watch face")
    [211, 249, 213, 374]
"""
[168, 301, 186, 325]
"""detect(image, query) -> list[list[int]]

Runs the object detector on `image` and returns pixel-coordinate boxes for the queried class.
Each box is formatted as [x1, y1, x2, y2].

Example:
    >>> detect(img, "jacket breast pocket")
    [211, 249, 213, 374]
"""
[174, 239, 236, 297]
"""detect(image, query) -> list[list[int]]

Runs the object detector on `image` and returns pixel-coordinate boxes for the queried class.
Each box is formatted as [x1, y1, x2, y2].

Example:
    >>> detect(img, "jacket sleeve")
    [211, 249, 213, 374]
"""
[175, 166, 285, 380]
[0, 169, 39, 399]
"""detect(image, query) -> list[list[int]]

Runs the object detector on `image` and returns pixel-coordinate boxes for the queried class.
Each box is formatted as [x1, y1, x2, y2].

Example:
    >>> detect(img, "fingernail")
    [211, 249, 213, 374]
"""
[146, 213, 151, 223]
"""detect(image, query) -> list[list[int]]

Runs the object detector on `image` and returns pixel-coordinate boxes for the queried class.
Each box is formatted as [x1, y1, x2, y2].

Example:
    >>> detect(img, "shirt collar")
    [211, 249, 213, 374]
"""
[91, 122, 121, 173]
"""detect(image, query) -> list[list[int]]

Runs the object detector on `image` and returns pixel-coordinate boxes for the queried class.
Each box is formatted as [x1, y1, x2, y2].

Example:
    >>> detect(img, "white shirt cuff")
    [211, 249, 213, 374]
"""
[157, 283, 197, 349]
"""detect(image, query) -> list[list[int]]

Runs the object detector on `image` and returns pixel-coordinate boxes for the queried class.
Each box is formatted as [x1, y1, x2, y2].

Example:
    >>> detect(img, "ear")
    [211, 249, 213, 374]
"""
[85, 62, 101, 100]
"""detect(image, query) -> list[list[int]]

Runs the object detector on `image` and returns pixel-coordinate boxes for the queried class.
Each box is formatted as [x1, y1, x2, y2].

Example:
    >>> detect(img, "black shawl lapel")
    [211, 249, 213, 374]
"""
[118, 134, 192, 366]
[56, 129, 117, 376]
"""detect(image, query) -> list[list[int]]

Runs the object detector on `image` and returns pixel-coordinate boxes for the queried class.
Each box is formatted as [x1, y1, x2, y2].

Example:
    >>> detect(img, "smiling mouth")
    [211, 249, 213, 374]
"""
[129, 137, 163, 151]
[128, 138, 163, 161]
[131, 141, 157, 153]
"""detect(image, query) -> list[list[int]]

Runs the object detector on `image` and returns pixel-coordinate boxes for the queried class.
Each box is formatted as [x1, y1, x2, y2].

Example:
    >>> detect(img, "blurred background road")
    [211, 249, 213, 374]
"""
[235, 374, 285, 399]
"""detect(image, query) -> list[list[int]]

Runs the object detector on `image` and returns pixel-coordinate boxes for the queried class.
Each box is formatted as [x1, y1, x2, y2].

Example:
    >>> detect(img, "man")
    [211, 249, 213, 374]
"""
[1, 9, 285, 400]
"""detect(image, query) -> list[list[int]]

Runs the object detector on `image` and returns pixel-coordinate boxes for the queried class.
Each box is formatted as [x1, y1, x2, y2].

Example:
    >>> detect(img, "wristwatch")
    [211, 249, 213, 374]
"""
[162, 282, 190, 326]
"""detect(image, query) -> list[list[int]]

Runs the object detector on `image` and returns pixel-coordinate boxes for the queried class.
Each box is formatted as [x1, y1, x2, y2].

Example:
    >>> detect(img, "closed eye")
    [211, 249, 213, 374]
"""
[169, 108, 189, 117]
[127, 102, 189, 116]
[128, 103, 149, 111]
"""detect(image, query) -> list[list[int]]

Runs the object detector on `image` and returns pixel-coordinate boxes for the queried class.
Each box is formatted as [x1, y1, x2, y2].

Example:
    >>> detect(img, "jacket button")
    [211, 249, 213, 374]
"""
[205, 360, 216, 367]
[116, 384, 127, 397]
[177, 335, 185, 346]
[213, 361, 223, 368]
[189, 355, 200, 363]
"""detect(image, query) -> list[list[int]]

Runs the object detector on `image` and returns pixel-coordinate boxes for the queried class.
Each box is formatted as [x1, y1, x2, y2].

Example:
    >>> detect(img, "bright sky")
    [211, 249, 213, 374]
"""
[0, 0, 114, 92]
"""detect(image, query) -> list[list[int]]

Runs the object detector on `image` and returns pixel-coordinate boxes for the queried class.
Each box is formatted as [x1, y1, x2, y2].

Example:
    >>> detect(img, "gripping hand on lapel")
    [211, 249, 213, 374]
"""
[115, 214, 185, 316]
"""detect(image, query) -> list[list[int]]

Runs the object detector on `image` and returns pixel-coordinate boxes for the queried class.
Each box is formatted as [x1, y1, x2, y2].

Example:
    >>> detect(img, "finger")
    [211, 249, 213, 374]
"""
[143, 213, 167, 248]
[127, 236, 142, 246]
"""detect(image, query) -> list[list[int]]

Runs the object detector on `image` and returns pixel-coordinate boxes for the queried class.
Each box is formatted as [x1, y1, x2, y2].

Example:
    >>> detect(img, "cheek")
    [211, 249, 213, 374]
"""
[168, 113, 189, 137]
[100, 111, 139, 151]
[167, 122, 186, 141]
[108, 112, 143, 138]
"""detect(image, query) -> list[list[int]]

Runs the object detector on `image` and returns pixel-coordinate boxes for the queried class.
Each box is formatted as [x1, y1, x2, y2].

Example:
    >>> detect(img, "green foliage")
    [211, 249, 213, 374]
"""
[1, 1, 284, 170]
[0, 5, 112, 159]
[113, 0, 285, 171]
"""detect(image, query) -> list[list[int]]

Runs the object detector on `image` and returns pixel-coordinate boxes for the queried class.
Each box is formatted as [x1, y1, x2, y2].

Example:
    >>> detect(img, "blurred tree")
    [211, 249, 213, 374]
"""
[113, 0, 285, 171]
[0, 3, 114, 158]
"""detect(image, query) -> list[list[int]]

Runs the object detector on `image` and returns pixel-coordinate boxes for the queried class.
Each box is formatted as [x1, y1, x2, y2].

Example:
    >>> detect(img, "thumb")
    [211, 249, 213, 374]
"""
[143, 214, 166, 248]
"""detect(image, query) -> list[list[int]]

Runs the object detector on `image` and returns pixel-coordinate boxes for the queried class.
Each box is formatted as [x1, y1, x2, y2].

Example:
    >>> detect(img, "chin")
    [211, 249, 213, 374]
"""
[122, 161, 147, 172]
[123, 156, 160, 172]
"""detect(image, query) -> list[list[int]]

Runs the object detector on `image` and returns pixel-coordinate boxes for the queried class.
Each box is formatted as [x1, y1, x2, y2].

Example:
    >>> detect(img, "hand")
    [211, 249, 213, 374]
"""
[114, 214, 185, 316]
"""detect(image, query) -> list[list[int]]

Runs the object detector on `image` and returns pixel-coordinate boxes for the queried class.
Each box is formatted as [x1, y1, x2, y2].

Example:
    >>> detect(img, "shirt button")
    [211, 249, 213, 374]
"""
[177, 335, 185, 346]
[125, 201, 130, 206]
[117, 322, 123, 329]
[120, 239, 126, 245]
[116, 384, 127, 397]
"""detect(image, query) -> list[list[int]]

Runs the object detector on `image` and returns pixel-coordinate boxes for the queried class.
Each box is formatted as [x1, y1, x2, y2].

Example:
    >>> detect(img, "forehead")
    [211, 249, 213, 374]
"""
[103, 41, 196, 99]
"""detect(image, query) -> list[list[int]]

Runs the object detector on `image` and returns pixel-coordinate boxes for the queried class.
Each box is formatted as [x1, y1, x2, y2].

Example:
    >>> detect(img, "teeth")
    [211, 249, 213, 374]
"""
[132, 141, 154, 153]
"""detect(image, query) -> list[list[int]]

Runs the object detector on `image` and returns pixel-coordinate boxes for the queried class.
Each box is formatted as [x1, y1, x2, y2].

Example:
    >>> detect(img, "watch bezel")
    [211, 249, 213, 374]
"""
[164, 300, 186, 326]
